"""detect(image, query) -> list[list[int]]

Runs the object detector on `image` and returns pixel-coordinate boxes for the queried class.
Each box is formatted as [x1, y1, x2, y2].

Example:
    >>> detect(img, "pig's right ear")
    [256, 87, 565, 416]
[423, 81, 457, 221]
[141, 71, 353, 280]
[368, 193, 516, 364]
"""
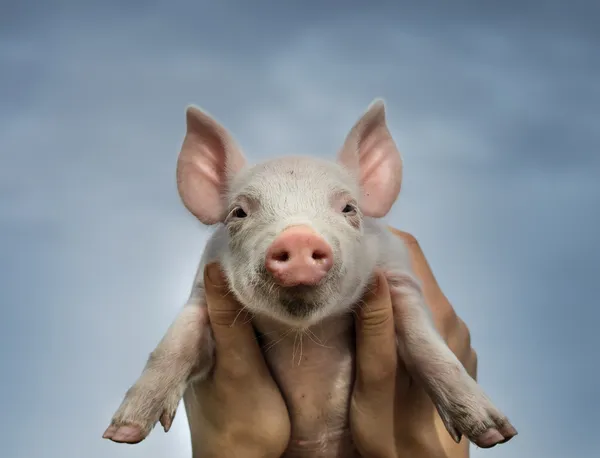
[337, 99, 403, 218]
[176, 106, 247, 225]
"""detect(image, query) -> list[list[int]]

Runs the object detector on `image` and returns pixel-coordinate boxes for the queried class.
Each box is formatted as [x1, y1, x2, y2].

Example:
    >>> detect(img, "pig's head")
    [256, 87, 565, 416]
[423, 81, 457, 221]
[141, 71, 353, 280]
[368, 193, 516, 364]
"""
[176, 100, 403, 327]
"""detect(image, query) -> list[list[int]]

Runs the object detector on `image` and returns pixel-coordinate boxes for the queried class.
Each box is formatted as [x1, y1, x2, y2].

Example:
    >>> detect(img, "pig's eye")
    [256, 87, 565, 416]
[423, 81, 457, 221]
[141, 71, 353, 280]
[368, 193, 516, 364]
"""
[342, 204, 356, 214]
[232, 207, 248, 219]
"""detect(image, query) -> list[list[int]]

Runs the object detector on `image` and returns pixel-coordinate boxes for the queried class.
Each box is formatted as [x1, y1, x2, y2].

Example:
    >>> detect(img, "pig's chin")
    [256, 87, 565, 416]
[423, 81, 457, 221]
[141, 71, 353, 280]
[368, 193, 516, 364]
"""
[251, 280, 339, 327]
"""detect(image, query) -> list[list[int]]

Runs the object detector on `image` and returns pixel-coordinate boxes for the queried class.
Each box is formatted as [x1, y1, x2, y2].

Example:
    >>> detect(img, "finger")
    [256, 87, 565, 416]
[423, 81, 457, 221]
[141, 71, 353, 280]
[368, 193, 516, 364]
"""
[446, 317, 472, 364]
[354, 270, 397, 392]
[351, 272, 398, 458]
[204, 263, 267, 379]
[392, 229, 456, 338]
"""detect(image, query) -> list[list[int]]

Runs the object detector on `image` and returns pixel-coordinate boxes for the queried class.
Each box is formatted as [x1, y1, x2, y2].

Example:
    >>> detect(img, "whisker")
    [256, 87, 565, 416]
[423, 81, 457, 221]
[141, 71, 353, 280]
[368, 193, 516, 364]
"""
[355, 299, 366, 312]
[263, 335, 285, 353]
[297, 331, 304, 366]
[304, 327, 323, 344]
[292, 330, 299, 364]
[263, 327, 294, 353]
[259, 328, 287, 338]
[230, 307, 245, 327]
[241, 314, 253, 325]
[304, 329, 333, 349]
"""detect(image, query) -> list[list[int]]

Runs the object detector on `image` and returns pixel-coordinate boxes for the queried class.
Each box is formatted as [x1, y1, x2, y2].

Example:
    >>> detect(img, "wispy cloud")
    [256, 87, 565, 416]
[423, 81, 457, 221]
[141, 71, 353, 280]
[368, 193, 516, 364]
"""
[1, 2, 598, 457]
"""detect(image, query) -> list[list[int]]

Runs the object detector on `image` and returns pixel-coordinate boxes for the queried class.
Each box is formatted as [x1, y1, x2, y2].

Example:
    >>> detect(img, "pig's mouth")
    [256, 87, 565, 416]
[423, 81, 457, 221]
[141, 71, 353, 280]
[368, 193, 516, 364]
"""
[255, 278, 332, 320]
[278, 286, 323, 317]
[281, 285, 318, 296]
[247, 262, 343, 323]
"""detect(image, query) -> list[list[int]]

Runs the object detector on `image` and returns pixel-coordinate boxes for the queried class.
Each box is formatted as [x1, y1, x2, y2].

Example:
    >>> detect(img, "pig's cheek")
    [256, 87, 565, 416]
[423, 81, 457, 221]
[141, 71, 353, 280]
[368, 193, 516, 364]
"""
[223, 268, 255, 307]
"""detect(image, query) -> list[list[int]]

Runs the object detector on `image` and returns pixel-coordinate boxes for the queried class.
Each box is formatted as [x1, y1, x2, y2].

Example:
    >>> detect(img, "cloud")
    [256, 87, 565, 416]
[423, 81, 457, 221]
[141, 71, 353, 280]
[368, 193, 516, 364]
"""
[1, 2, 598, 458]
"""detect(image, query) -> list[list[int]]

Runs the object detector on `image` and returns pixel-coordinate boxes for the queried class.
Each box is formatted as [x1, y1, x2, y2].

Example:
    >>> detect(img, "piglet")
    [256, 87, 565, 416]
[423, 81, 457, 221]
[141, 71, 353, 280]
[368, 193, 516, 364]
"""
[103, 100, 517, 456]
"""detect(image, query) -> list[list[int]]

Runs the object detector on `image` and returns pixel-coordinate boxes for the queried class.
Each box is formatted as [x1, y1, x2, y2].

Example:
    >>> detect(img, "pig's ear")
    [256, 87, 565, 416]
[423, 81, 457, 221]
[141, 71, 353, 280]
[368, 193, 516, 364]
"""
[176, 106, 246, 225]
[337, 99, 403, 218]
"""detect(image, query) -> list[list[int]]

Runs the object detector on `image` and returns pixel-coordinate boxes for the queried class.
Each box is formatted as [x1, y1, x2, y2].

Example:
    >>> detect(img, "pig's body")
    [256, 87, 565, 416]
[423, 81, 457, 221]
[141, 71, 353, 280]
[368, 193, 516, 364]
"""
[104, 100, 517, 456]
[251, 313, 357, 458]
[184, 216, 408, 456]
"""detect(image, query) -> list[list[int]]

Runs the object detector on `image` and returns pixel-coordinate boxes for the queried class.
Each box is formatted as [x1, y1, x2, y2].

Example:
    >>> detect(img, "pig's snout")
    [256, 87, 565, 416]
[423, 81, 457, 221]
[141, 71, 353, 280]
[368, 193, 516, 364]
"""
[265, 226, 333, 287]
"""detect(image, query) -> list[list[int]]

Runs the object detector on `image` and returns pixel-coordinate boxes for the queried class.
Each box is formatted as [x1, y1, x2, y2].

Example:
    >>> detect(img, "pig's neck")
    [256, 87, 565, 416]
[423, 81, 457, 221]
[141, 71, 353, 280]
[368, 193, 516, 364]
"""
[253, 313, 359, 457]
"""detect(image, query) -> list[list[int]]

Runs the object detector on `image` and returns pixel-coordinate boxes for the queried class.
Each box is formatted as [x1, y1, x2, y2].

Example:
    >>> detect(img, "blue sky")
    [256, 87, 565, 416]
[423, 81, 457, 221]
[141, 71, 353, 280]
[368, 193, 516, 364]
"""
[1, 1, 599, 457]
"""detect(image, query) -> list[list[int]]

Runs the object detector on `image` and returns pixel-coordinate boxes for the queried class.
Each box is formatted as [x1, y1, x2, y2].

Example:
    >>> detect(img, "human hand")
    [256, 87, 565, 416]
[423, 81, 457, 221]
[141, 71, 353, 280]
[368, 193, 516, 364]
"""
[350, 229, 477, 458]
[186, 230, 477, 458]
[183, 263, 290, 458]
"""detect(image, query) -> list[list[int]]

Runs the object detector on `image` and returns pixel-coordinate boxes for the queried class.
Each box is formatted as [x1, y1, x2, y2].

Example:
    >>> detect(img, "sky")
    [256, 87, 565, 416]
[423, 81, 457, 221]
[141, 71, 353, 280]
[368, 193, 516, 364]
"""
[1, 1, 599, 457]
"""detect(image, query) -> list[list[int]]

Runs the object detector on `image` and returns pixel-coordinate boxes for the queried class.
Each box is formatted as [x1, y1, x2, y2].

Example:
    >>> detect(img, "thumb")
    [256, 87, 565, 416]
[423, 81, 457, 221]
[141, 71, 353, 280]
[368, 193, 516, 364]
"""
[204, 263, 265, 377]
[204, 262, 250, 327]
[354, 270, 397, 391]
[351, 271, 398, 458]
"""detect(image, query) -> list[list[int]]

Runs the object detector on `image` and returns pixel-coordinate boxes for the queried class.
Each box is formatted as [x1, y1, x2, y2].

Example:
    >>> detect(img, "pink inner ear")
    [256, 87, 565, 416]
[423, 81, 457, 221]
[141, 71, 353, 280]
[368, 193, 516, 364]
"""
[337, 101, 403, 219]
[176, 107, 246, 225]
[358, 124, 403, 218]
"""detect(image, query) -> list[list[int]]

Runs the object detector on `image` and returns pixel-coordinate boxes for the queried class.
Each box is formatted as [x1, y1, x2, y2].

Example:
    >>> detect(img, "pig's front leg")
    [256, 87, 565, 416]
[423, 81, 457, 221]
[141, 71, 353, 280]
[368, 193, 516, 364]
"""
[103, 297, 214, 444]
[385, 271, 517, 449]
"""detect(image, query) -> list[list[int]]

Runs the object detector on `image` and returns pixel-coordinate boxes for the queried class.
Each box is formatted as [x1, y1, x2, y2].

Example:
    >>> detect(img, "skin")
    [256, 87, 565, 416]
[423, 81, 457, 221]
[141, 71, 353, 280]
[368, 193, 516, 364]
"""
[185, 228, 476, 458]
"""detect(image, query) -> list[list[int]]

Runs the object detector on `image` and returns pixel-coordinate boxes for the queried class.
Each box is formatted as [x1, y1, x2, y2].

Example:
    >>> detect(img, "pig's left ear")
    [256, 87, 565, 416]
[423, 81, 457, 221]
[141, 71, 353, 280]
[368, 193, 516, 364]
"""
[337, 99, 403, 218]
[176, 106, 247, 225]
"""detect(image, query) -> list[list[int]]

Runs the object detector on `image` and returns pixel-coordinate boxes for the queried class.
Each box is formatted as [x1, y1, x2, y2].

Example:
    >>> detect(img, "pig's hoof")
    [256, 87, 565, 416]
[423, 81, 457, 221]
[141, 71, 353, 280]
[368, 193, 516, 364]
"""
[471, 410, 517, 448]
[103, 384, 182, 444]
[103, 424, 145, 444]
[435, 377, 517, 448]
[441, 408, 517, 448]
[474, 424, 517, 448]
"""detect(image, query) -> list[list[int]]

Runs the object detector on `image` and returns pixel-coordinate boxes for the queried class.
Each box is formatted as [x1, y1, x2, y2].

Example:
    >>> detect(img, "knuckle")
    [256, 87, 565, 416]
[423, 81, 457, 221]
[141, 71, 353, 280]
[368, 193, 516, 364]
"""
[217, 350, 253, 380]
[357, 354, 397, 388]
[375, 364, 397, 385]
[461, 319, 472, 349]
[453, 316, 474, 361]
[439, 306, 458, 336]
[400, 232, 418, 246]
[360, 307, 393, 332]
[208, 307, 246, 327]
[388, 227, 418, 246]
[218, 363, 249, 381]
[468, 348, 479, 378]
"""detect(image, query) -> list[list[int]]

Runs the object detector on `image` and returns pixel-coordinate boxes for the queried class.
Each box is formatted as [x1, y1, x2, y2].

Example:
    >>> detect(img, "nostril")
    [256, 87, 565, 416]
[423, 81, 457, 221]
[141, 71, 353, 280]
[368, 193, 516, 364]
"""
[311, 250, 328, 261]
[272, 251, 289, 262]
